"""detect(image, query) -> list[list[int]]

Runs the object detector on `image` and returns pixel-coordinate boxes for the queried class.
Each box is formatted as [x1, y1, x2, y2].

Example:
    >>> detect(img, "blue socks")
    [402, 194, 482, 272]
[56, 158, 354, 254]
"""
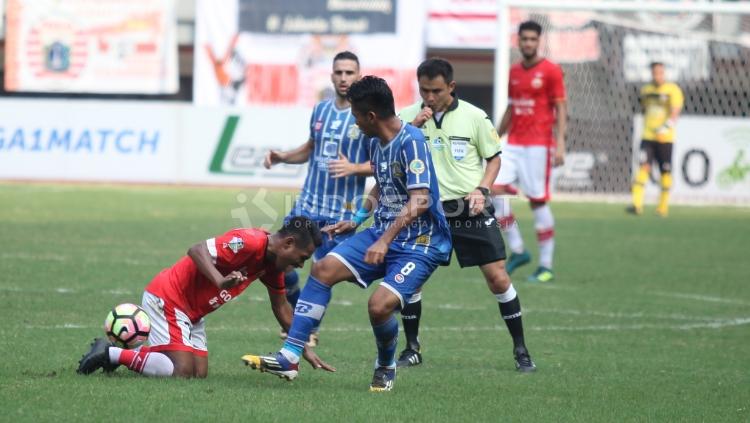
[284, 270, 300, 307]
[281, 276, 331, 363]
[372, 315, 399, 368]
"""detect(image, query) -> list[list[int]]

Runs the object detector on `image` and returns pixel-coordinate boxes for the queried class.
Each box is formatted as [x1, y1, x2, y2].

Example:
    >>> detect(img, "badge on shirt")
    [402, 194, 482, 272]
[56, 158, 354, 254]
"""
[347, 124, 361, 139]
[431, 136, 446, 152]
[451, 139, 468, 161]
[392, 162, 404, 178]
[224, 236, 244, 254]
[409, 159, 425, 174]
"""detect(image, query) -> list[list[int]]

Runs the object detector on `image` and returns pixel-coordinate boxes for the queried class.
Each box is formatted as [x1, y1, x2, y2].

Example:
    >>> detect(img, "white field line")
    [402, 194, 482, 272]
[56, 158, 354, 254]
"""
[654, 291, 750, 306]
[20, 317, 750, 332]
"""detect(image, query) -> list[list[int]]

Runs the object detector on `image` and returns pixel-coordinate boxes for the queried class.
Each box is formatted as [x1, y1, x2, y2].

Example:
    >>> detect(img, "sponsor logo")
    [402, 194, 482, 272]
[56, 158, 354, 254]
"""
[314, 120, 323, 131]
[379, 161, 388, 172]
[392, 162, 404, 178]
[431, 136, 446, 151]
[409, 159, 425, 174]
[330, 120, 342, 130]
[531, 76, 543, 89]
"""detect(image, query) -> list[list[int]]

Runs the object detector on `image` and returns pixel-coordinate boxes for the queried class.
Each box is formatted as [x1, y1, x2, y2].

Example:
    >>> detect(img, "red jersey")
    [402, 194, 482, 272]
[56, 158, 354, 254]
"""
[507, 59, 566, 147]
[145, 228, 284, 322]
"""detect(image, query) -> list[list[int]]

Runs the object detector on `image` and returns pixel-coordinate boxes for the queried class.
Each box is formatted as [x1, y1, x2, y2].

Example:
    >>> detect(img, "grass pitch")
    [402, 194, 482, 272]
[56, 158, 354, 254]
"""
[1, 183, 748, 422]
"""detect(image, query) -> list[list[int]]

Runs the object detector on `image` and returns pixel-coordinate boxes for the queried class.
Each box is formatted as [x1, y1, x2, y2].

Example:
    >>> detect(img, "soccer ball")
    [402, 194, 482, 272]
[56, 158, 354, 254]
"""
[104, 303, 151, 349]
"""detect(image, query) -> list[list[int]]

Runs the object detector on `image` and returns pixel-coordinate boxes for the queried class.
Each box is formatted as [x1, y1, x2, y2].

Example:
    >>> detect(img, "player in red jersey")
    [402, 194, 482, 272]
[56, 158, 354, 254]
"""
[77, 216, 335, 378]
[493, 20, 567, 283]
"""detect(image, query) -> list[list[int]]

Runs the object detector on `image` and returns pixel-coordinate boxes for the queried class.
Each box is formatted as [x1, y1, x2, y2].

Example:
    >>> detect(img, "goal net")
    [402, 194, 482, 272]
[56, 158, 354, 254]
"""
[496, 1, 750, 205]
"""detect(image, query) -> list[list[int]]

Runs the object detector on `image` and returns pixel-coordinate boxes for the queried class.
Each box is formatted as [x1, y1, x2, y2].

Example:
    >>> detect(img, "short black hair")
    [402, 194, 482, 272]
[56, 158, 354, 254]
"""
[518, 20, 542, 35]
[346, 75, 395, 119]
[278, 216, 322, 248]
[417, 58, 454, 83]
[650, 61, 664, 69]
[333, 51, 360, 68]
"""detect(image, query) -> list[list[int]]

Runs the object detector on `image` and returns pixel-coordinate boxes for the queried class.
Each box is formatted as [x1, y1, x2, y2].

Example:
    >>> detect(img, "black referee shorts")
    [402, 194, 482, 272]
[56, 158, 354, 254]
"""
[442, 198, 507, 268]
[640, 139, 674, 173]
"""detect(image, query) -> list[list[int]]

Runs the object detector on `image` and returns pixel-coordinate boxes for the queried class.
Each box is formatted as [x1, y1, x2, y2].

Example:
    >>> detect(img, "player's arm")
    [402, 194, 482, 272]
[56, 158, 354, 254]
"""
[365, 187, 430, 265]
[187, 241, 247, 290]
[497, 105, 512, 137]
[329, 154, 373, 178]
[322, 183, 380, 237]
[554, 100, 567, 166]
[267, 288, 294, 333]
[264, 138, 314, 169]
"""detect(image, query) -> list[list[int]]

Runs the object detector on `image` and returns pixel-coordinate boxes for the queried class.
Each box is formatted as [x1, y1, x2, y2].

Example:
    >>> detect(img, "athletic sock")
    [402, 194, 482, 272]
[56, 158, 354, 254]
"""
[109, 346, 174, 377]
[493, 196, 524, 254]
[281, 276, 331, 364]
[495, 284, 525, 349]
[400, 292, 422, 351]
[657, 172, 672, 214]
[284, 270, 300, 308]
[532, 204, 555, 269]
[372, 315, 399, 368]
[632, 167, 649, 211]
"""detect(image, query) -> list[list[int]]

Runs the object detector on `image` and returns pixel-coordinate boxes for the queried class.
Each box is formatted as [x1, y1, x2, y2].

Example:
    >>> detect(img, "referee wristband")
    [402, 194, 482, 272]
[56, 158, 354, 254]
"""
[352, 208, 370, 226]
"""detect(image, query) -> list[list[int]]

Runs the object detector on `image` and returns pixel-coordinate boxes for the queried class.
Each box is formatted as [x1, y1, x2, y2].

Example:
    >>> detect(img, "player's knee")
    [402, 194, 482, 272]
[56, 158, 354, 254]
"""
[172, 364, 195, 378]
[367, 299, 393, 322]
[486, 268, 511, 294]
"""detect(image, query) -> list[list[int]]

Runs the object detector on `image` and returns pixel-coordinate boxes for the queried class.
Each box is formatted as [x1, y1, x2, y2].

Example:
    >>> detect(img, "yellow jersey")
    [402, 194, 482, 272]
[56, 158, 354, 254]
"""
[640, 82, 684, 143]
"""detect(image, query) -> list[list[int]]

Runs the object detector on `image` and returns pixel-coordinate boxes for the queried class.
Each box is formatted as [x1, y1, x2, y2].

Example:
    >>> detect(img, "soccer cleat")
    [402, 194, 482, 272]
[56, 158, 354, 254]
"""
[527, 266, 554, 283]
[625, 205, 643, 216]
[77, 338, 112, 375]
[505, 250, 531, 275]
[655, 207, 669, 218]
[369, 366, 396, 392]
[514, 346, 536, 373]
[102, 361, 121, 374]
[279, 329, 288, 340]
[396, 348, 422, 368]
[242, 352, 299, 381]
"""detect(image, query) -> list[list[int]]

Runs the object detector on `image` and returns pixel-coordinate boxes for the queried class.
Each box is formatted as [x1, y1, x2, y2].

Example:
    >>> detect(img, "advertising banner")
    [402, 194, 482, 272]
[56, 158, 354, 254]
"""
[194, 0, 424, 109]
[633, 116, 750, 204]
[4, 0, 178, 94]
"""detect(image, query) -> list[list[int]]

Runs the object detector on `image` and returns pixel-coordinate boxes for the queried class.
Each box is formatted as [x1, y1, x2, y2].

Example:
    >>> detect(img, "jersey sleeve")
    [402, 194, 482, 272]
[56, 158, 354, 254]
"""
[474, 113, 503, 159]
[398, 103, 420, 124]
[547, 64, 566, 102]
[401, 132, 432, 190]
[308, 104, 318, 141]
[259, 270, 285, 295]
[209, 229, 264, 268]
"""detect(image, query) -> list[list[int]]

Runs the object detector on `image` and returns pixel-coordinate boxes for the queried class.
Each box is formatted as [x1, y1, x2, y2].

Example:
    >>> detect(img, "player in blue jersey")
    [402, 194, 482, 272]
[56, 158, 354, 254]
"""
[243, 76, 452, 392]
[263, 51, 372, 345]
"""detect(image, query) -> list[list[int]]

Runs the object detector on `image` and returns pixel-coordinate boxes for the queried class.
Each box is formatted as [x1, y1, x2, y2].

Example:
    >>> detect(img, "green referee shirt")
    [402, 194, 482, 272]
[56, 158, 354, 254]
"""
[400, 97, 502, 201]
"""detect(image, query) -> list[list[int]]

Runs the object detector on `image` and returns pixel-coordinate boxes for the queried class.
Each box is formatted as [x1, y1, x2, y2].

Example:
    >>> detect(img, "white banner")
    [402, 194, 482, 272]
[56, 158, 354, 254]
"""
[4, 0, 178, 94]
[0, 99, 308, 187]
[426, 0, 601, 63]
[194, 0, 425, 109]
[633, 116, 750, 205]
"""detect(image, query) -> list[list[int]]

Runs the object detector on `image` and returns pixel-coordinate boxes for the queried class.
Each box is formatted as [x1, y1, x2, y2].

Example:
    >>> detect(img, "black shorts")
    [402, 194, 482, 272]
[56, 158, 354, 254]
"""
[442, 198, 507, 268]
[640, 140, 673, 173]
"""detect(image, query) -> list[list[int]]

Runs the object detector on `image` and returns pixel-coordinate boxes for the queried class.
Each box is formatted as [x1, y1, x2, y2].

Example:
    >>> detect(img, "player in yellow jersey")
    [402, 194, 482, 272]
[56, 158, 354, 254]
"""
[628, 62, 684, 217]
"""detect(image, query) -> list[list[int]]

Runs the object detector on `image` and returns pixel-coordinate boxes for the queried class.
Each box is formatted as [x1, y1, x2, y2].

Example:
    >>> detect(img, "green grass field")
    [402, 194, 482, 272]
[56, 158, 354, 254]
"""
[1, 183, 749, 422]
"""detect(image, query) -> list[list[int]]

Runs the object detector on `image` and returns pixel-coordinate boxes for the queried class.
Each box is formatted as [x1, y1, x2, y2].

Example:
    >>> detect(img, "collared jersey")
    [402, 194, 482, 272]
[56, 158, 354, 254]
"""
[640, 82, 684, 143]
[400, 98, 502, 201]
[293, 99, 370, 220]
[145, 228, 284, 322]
[507, 58, 566, 147]
[368, 123, 451, 255]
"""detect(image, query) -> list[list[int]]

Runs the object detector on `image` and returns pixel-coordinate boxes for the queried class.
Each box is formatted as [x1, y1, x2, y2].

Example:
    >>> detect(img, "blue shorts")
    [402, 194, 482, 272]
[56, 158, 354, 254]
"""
[284, 213, 354, 261]
[327, 227, 442, 308]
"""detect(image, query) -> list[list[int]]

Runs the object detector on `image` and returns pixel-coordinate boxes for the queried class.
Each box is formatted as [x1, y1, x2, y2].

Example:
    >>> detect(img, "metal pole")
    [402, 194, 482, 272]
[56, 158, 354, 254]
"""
[493, 0, 511, 125]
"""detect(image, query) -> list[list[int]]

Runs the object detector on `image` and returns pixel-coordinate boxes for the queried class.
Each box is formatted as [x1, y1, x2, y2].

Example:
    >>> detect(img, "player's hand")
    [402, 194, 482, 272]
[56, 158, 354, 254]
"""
[218, 271, 247, 289]
[365, 239, 389, 265]
[553, 149, 565, 167]
[321, 220, 358, 239]
[411, 106, 433, 128]
[302, 348, 336, 372]
[464, 189, 486, 217]
[329, 153, 354, 178]
[264, 150, 284, 169]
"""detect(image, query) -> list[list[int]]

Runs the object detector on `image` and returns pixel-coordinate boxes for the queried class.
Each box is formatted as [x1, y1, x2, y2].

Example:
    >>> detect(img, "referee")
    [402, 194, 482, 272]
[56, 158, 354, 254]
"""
[397, 58, 535, 372]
